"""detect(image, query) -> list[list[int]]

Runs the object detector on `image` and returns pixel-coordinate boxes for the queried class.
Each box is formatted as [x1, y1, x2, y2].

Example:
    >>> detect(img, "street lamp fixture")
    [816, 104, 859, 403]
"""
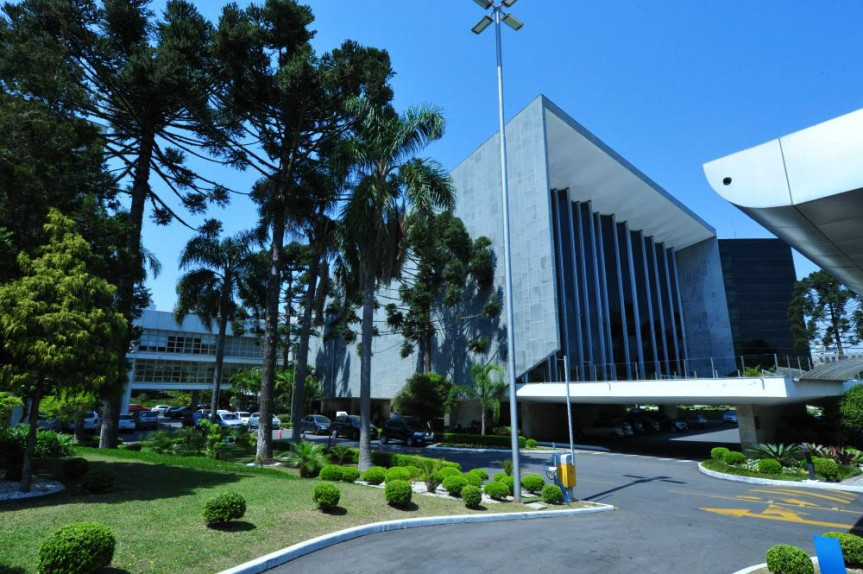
[469, 0, 524, 503]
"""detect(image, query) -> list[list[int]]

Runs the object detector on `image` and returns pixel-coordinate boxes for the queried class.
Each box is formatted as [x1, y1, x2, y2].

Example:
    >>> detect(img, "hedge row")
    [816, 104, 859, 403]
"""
[440, 433, 527, 449]
[348, 449, 461, 471]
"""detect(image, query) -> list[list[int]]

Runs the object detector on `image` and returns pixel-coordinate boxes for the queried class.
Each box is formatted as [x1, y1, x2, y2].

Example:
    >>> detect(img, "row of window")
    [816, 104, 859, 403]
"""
[132, 359, 260, 384]
[135, 330, 263, 359]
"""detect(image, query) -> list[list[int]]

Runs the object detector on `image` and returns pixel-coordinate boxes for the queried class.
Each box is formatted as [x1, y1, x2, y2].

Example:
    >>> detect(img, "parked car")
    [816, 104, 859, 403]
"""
[625, 413, 660, 434]
[380, 416, 434, 447]
[578, 417, 633, 441]
[330, 414, 379, 440]
[722, 409, 739, 424]
[300, 414, 331, 435]
[683, 413, 707, 429]
[215, 412, 246, 429]
[641, 411, 687, 432]
[36, 415, 61, 431]
[127, 403, 150, 413]
[192, 409, 212, 428]
[622, 413, 646, 434]
[118, 414, 136, 432]
[236, 411, 252, 426]
[150, 405, 172, 416]
[166, 405, 191, 419]
[65, 411, 101, 432]
[248, 412, 281, 430]
[134, 410, 159, 431]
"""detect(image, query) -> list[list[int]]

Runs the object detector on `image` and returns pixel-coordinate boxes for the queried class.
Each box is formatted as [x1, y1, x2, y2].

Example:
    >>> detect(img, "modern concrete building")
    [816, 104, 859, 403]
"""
[718, 238, 806, 369]
[704, 107, 863, 296]
[309, 95, 840, 446]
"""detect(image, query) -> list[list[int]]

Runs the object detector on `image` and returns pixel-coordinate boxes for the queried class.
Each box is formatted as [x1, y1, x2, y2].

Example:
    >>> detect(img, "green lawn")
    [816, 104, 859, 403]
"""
[701, 459, 861, 482]
[1, 449, 561, 574]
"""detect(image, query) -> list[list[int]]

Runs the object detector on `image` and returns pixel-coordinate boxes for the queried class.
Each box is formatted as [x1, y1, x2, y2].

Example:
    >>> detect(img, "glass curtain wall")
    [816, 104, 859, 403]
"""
[549, 189, 688, 381]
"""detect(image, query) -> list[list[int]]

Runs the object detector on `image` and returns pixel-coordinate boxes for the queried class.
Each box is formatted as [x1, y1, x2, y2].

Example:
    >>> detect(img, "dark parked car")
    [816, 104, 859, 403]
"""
[300, 414, 331, 436]
[683, 413, 707, 429]
[380, 416, 434, 447]
[330, 414, 378, 440]
[625, 413, 660, 434]
[166, 405, 191, 419]
[133, 410, 159, 431]
[643, 411, 687, 432]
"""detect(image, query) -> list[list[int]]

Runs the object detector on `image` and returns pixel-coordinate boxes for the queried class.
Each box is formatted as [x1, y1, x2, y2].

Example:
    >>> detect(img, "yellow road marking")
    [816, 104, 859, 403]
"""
[751, 488, 856, 505]
[701, 504, 854, 529]
[669, 489, 863, 515]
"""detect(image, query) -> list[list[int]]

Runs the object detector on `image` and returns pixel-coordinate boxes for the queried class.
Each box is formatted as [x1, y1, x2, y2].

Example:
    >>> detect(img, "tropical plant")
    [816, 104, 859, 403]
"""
[327, 445, 356, 465]
[499, 459, 514, 476]
[285, 441, 327, 478]
[418, 458, 443, 494]
[175, 223, 257, 417]
[0, 211, 125, 491]
[457, 363, 506, 435]
[744, 443, 803, 467]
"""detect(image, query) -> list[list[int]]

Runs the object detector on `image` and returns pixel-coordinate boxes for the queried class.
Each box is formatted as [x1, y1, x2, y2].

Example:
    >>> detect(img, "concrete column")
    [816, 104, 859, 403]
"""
[659, 405, 678, 419]
[737, 403, 807, 449]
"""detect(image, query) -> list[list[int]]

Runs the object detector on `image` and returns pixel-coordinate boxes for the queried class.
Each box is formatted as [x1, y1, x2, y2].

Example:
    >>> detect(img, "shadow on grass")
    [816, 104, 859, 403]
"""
[388, 502, 419, 511]
[3, 459, 247, 510]
[207, 521, 257, 532]
[101, 568, 133, 573]
[0, 565, 25, 574]
[322, 507, 347, 516]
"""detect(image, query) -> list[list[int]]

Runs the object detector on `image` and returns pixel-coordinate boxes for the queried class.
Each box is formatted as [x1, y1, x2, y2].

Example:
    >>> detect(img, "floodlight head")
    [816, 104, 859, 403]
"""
[473, 0, 493, 9]
[502, 0, 518, 6]
[471, 14, 494, 34]
[503, 12, 524, 31]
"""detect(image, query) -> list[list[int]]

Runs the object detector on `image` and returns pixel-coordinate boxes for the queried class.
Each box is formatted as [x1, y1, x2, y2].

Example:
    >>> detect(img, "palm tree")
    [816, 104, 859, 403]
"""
[340, 103, 455, 470]
[469, 363, 506, 436]
[175, 222, 257, 418]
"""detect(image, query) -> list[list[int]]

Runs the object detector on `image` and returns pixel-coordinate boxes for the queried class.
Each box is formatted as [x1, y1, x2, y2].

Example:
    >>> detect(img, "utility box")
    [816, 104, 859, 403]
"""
[557, 452, 576, 488]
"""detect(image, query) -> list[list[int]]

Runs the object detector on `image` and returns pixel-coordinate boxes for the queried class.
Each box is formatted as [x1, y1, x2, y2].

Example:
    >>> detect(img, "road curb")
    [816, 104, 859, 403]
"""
[731, 556, 818, 574]
[217, 503, 615, 574]
[426, 444, 610, 454]
[698, 462, 863, 493]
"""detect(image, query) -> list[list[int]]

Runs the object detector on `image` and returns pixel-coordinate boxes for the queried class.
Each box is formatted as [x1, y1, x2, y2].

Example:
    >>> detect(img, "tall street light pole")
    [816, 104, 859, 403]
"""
[471, 0, 524, 503]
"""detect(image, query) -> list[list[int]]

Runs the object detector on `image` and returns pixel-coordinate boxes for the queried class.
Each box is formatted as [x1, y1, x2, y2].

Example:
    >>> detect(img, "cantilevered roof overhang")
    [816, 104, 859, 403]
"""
[704, 107, 863, 295]
[542, 97, 715, 251]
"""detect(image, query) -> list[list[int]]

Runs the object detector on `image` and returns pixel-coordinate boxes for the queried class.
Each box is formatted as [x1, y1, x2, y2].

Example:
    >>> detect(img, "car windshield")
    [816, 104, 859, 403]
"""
[314, 416, 330, 423]
[221, 414, 239, 421]
[348, 416, 361, 424]
[238, 412, 250, 418]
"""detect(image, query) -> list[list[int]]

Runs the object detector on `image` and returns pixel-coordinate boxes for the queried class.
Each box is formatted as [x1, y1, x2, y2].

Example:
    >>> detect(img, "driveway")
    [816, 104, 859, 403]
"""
[273, 447, 863, 574]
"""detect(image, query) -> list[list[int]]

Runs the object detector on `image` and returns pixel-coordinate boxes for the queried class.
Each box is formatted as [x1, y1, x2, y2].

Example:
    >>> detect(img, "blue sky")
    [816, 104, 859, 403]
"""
[143, 0, 863, 311]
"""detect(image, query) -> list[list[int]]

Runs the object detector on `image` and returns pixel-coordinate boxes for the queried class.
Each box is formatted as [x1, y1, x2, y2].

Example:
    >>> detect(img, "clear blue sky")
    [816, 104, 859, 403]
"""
[143, 0, 863, 311]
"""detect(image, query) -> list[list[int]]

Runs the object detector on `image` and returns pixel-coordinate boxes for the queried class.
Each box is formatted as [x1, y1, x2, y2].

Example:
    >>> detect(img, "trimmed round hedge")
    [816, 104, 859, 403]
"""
[493, 472, 509, 482]
[520, 474, 545, 493]
[202, 491, 246, 524]
[313, 482, 341, 510]
[541, 484, 564, 504]
[500, 475, 515, 495]
[483, 481, 510, 500]
[823, 531, 863, 567]
[385, 467, 412, 483]
[723, 451, 746, 466]
[467, 468, 489, 480]
[361, 466, 386, 485]
[435, 466, 461, 482]
[319, 465, 344, 481]
[462, 485, 482, 508]
[765, 545, 814, 574]
[710, 447, 730, 461]
[81, 468, 116, 494]
[403, 465, 422, 480]
[526, 439, 538, 449]
[442, 475, 469, 497]
[62, 458, 89, 481]
[462, 472, 482, 488]
[340, 466, 361, 482]
[813, 457, 839, 481]
[385, 479, 412, 508]
[757, 458, 782, 475]
[38, 522, 115, 574]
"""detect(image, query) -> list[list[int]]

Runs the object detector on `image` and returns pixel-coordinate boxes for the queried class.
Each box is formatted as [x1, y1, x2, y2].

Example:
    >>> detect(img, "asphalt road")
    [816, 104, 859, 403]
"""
[274, 442, 863, 574]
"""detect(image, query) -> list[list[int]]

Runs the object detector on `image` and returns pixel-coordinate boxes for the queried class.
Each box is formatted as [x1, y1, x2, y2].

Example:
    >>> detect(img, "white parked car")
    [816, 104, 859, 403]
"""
[248, 412, 281, 430]
[236, 411, 252, 426]
[216, 412, 247, 429]
[118, 414, 136, 432]
[66, 411, 100, 432]
[150, 405, 172, 416]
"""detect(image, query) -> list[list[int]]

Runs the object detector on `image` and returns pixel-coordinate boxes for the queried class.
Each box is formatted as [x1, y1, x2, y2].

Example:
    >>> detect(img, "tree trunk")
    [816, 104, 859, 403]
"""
[20, 381, 43, 493]
[74, 417, 86, 444]
[291, 253, 320, 443]
[422, 333, 432, 373]
[480, 409, 486, 437]
[282, 277, 294, 370]
[256, 214, 285, 462]
[210, 307, 230, 420]
[830, 304, 845, 359]
[358, 271, 376, 471]
[100, 135, 153, 448]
